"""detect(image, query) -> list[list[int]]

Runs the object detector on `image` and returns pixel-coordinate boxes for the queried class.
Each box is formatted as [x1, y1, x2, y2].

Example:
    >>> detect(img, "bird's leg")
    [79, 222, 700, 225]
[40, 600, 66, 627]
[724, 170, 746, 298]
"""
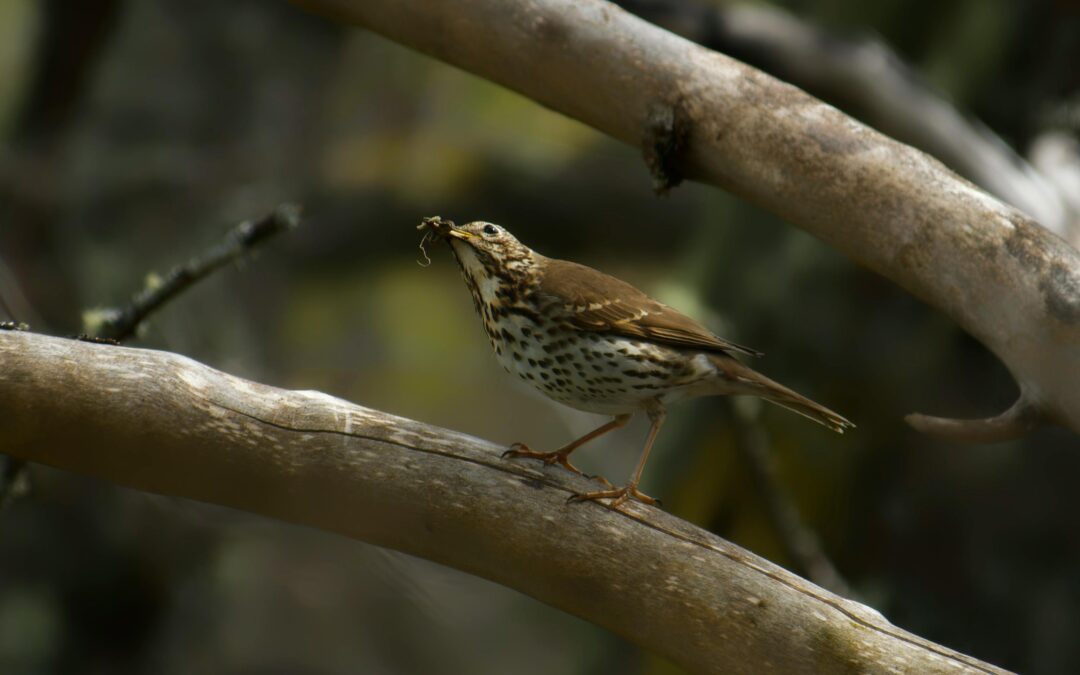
[568, 402, 667, 508]
[503, 414, 631, 483]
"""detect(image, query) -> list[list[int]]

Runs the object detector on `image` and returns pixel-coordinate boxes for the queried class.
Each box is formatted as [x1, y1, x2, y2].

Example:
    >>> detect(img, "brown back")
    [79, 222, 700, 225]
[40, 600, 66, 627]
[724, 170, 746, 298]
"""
[537, 257, 761, 358]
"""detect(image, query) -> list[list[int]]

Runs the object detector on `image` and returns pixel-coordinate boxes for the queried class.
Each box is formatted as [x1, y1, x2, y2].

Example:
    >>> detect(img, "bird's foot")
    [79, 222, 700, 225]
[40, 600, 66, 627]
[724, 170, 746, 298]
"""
[502, 442, 586, 474]
[501, 443, 612, 486]
[567, 484, 660, 509]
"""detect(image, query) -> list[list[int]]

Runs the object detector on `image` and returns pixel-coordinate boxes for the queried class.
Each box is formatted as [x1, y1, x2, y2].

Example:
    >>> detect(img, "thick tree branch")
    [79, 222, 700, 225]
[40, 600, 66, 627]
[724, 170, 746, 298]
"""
[289, 0, 1080, 441]
[0, 331, 1007, 674]
[616, 0, 1079, 244]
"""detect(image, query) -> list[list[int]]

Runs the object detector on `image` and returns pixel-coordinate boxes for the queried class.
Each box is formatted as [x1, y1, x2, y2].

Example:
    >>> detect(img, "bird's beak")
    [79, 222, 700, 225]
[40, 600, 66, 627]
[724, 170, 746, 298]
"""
[418, 216, 473, 243]
[445, 227, 475, 241]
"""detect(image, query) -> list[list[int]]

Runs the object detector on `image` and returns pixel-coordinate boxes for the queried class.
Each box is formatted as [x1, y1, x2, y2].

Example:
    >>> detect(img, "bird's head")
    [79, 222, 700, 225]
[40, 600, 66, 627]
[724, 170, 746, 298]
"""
[420, 217, 536, 282]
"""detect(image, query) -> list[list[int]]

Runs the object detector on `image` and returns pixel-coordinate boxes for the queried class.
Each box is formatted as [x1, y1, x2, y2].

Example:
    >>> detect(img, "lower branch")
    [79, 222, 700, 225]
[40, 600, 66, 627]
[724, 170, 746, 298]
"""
[0, 331, 1007, 674]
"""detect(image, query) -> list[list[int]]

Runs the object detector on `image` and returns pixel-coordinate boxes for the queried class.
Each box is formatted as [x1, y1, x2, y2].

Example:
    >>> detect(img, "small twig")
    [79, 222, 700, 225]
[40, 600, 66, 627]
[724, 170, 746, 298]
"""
[728, 399, 853, 598]
[90, 203, 302, 342]
[906, 395, 1044, 444]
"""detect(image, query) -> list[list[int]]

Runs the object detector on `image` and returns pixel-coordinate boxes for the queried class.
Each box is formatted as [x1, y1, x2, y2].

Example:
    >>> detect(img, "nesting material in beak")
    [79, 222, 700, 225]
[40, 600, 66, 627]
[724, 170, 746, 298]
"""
[417, 215, 458, 238]
[417, 215, 454, 266]
[417, 216, 478, 266]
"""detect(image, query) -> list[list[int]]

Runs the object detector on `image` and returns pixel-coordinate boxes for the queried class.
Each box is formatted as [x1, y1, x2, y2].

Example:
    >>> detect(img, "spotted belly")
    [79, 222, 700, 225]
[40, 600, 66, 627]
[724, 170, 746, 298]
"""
[484, 316, 717, 415]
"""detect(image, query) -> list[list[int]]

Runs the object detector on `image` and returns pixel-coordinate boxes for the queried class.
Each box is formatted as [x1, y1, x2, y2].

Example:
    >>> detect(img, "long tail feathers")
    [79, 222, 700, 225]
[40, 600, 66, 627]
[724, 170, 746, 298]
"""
[710, 356, 854, 433]
[761, 386, 854, 433]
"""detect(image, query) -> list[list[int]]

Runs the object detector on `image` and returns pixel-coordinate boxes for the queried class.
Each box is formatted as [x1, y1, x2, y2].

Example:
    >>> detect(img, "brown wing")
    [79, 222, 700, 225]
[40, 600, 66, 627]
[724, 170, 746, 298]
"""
[537, 258, 762, 357]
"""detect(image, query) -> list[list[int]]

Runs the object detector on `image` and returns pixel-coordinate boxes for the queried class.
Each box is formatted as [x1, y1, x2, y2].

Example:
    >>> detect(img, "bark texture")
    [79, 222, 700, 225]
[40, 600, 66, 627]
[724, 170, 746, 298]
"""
[616, 0, 1079, 243]
[0, 331, 1008, 674]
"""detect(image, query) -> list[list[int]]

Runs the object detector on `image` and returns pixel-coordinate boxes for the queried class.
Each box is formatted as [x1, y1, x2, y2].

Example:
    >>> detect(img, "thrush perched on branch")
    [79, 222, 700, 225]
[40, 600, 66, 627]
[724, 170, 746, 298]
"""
[419, 216, 853, 508]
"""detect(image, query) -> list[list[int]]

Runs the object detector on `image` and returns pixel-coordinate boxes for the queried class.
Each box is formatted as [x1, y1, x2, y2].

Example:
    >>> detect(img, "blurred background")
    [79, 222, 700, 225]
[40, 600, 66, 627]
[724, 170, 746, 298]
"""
[1, 0, 1078, 673]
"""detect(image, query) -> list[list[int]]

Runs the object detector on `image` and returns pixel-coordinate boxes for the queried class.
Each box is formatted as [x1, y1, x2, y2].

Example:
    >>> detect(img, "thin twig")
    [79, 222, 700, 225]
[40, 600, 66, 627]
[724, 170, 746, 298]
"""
[728, 399, 853, 598]
[91, 203, 302, 342]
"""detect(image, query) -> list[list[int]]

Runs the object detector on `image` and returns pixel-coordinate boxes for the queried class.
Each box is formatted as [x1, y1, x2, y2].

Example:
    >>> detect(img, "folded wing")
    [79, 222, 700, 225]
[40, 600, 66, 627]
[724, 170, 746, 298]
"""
[538, 258, 762, 358]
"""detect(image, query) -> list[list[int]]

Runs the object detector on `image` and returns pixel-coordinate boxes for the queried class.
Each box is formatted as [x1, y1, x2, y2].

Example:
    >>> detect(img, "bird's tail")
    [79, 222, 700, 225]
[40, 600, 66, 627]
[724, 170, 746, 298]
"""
[709, 355, 854, 433]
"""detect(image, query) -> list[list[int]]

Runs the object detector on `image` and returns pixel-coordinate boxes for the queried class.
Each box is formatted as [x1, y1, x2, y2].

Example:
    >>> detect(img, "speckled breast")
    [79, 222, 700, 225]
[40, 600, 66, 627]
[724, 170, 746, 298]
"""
[484, 311, 714, 415]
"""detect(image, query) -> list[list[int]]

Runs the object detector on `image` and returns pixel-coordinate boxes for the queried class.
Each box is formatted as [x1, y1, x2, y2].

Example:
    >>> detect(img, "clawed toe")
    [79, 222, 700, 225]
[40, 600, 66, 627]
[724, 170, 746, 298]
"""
[567, 485, 659, 509]
[502, 443, 586, 476]
[501, 442, 531, 459]
[582, 472, 615, 489]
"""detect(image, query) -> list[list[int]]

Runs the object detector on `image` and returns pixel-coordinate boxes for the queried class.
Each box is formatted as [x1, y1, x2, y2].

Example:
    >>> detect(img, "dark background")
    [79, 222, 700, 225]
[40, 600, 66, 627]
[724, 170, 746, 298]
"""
[1, 0, 1078, 673]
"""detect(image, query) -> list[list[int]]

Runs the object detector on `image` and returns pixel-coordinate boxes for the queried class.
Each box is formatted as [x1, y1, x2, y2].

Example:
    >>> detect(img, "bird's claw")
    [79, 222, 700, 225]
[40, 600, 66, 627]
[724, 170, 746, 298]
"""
[566, 485, 660, 509]
[581, 472, 615, 489]
[500, 442, 531, 460]
[502, 442, 588, 476]
[503, 444, 615, 488]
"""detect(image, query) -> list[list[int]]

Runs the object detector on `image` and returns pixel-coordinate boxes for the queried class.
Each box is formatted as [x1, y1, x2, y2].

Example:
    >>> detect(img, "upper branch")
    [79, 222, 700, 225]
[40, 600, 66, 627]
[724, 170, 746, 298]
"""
[290, 0, 1080, 440]
[616, 0, 1078, 244]
[0, 331, 1006, 674]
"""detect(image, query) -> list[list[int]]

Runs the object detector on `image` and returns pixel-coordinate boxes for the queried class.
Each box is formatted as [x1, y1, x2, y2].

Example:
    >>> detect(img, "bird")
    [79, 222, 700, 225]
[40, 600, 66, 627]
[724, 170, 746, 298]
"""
[419, 216, 853, 508]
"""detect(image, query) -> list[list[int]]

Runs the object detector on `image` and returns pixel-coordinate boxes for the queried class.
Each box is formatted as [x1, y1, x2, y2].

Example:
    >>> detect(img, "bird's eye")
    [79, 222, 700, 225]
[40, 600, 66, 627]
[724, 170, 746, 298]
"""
[482, 224, 499, 236]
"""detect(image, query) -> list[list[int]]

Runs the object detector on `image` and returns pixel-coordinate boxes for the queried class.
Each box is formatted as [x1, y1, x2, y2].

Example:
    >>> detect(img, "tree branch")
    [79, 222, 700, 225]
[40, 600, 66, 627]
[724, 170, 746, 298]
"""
[87, 203, 302, 342]
[289, 0, 1080, 441]
[905, 395, 1043, 444]
[616, 0, 1079, 245]
[0, 331, 1007, 674]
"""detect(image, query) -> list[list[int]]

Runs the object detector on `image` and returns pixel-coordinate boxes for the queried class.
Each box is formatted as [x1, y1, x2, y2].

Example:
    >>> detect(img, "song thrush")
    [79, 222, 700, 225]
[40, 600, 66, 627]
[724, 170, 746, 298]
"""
[419, 216, 853, 508]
